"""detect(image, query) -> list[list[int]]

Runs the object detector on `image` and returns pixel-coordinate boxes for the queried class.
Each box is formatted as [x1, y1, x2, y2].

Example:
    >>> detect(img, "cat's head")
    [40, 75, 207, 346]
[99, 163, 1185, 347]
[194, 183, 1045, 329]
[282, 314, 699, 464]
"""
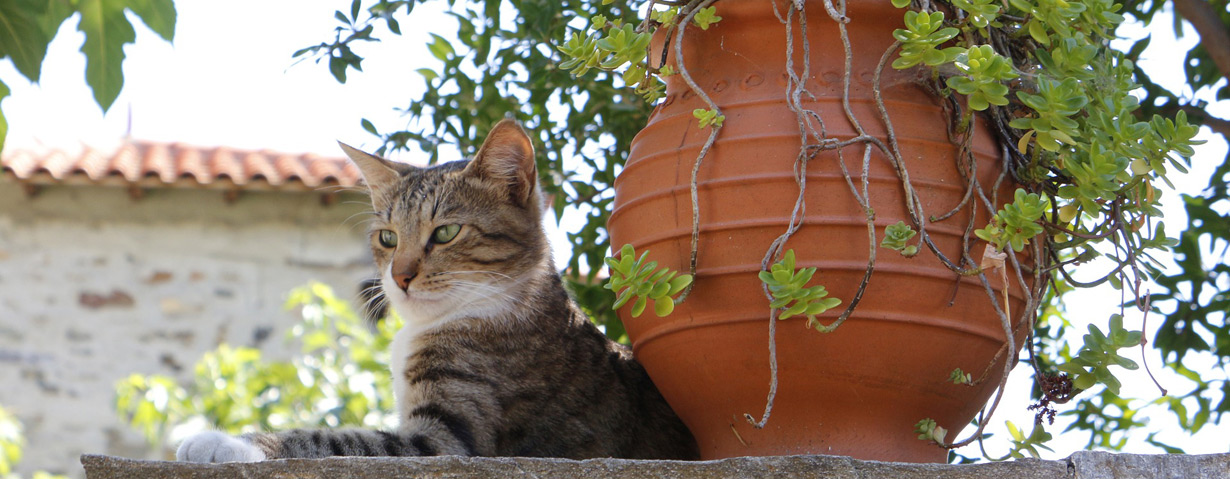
[341, 119, 550, 327]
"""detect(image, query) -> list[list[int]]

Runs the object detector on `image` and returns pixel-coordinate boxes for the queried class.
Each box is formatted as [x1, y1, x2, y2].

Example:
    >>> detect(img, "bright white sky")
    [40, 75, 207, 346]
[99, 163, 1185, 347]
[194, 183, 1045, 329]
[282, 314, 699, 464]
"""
[1, 0, 1227, 461]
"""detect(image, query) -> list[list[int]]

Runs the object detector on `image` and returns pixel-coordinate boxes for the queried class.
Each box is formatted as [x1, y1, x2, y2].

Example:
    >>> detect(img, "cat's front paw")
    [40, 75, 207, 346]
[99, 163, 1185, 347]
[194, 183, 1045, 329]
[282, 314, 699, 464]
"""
[176, 431, 266, 463]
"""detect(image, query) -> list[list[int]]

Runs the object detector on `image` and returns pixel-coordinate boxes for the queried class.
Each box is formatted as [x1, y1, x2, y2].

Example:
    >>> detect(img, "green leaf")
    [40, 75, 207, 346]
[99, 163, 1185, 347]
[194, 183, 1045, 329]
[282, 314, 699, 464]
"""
[691, 6, 722, 30]
[654, 297, 674, 317]
[360, 118, 378, 136]
[782, 301, 807, 319]
[78, 0, 136, 112]
[605, 245, 689, 318]
[0, 0, 53, 81]
[0, 78, 8, 153]
[126, 0, 177, 42]
[1072, 372, 1096, 390]
[649, 280, 670, 298]
[881, 220, 917, 251]
[631, 295, 647, 318]
[1028, 20, 1049, 45]
[668, 274, 692, 295]
[328, 55, 347, 83]
[427, 33, 455, 62]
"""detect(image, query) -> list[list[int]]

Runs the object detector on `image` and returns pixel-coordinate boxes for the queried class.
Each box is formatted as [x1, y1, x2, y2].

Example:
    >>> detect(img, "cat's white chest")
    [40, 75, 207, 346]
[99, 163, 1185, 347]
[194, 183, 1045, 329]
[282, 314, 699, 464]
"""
[388, 324, 428, 417]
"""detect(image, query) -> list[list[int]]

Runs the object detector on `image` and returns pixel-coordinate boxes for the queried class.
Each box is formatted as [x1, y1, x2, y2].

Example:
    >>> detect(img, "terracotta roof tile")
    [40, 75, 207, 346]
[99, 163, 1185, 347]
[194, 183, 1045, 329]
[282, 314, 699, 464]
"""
[112, 144, 144, 181]
[1, 141, 365, 192]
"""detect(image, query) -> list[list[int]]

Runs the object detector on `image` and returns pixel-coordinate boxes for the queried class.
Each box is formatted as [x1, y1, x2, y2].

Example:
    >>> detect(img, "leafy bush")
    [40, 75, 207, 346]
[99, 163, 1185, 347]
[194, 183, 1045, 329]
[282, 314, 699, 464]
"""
[0, 405, 66, 479]
[115, 283, 400, 449]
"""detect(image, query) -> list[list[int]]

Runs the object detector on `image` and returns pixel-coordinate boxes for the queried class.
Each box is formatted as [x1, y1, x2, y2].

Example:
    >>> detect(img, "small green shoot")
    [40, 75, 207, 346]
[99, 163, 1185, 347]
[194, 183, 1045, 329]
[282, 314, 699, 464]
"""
[1055, 314, 1142, 395]
[914, 418, 948, 445]
[946, 45, 1017, 111]
[605, 244, 693, 318]
[975, 188, 1048, 252]
[892, 11, 962, 69]
[691, 6, 722, 30]
[880, 220, 919, 257]
[949, 368, 974, 385]
[759, 250, 843, 332]
[1004, 421, 1054, 459]
[693, 108, 725, 128]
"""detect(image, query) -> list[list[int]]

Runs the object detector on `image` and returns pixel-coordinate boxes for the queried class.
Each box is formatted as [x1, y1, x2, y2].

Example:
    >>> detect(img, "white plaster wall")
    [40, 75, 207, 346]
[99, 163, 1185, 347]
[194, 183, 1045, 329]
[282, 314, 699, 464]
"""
[0, 180, 376, 477]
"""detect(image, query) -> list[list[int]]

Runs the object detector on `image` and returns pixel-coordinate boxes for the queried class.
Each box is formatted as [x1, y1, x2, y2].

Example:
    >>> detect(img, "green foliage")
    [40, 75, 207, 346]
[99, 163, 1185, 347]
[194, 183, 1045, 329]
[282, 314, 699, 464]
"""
[891, 11, 961, 69]
[880, 220, 919, 257]
[78, 0, 137, 112]
[1063, 387, 1147, 450]
[557, 2, 719, 97]
[950, 0, 1001, 29]
[692, 108, 724, 129]
[556, 3, 717, 102]
[0, 1, 57, 82]
[0, 405, 66, 479]
[759, 250, 843, 332]
[946, 45, 1016, 111]
[1149, 191, 1230, 365]
[0, 81, 8, 151]
[1008, 77, 1087, 152]
[299, 0, 1229, 462]
[115, 283, 400, 447]
[883, 0, 1215, 454]
[919, 417, 1055, 460]
[887, 9, 1206, 421]
[557, 30, 604, 77]
[949, 368, 973, 385]
[914, 418, 948, 444]
[690, 6, 722, 30]
[1118, 0, 1230, 451]
[1055, 314, 1142, 396]
[0, 0, 174, 150]
[975, 189, 1048, 252]
[605, 244, 691, 318]
[0, 406, 19, 478]
[291, 0, 384, 83]
[558, 14, 659, 101]
[1002, 421, 1054, 459]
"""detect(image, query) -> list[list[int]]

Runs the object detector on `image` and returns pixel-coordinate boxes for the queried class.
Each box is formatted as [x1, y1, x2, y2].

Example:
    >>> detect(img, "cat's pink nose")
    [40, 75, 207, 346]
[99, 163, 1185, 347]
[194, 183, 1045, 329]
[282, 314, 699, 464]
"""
[393, 273, 416, 291]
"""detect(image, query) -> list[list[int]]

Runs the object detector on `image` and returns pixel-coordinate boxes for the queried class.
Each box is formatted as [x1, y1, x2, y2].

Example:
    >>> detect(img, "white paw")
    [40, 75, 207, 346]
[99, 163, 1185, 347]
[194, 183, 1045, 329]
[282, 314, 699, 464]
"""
[176, 431, 266, 463]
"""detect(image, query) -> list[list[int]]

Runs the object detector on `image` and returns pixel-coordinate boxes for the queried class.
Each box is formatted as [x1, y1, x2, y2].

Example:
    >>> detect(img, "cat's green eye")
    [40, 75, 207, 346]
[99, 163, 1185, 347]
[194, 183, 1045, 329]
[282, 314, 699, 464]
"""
[432, 224, 461, 244]
[377, 229, 398, 248]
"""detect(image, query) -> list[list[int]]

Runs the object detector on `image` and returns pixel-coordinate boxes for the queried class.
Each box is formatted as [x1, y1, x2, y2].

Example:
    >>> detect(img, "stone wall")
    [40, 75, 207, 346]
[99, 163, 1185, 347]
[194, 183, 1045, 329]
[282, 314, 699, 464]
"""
[0, 181, 374, 478]
[80, 451, 1230, 479]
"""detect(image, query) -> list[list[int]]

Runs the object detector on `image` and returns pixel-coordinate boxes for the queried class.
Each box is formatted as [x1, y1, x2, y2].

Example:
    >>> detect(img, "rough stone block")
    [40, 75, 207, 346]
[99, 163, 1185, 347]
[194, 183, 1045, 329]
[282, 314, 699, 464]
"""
[80, 452, 1230, 479]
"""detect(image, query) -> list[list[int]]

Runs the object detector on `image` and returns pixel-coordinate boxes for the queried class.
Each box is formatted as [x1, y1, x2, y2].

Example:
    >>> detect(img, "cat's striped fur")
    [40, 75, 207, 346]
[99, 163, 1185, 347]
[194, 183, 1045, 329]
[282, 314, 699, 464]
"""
[176, 119, 698, 461]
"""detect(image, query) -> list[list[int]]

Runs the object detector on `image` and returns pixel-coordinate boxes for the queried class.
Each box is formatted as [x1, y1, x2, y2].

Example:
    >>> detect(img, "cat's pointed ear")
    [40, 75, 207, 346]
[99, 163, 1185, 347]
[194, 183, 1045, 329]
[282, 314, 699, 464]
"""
[464, 119, 537, 206]
[338, 142, 412, 194]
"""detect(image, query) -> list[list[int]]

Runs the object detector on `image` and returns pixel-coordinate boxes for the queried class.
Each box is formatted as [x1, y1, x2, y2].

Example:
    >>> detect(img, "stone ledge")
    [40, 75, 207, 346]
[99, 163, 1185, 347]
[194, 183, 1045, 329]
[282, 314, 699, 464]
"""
[82, 451, 1230, 479]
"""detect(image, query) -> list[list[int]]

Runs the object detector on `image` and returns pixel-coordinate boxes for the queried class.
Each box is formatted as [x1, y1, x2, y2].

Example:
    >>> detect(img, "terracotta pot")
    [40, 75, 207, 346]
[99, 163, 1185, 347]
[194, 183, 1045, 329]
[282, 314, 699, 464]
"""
[608, 0, 1031, 463]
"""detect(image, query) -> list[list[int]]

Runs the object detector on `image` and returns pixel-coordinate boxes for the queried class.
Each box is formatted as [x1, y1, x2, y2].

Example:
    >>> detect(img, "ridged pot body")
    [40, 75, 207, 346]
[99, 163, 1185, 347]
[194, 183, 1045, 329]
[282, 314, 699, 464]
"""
[609, 0, 1031, 462]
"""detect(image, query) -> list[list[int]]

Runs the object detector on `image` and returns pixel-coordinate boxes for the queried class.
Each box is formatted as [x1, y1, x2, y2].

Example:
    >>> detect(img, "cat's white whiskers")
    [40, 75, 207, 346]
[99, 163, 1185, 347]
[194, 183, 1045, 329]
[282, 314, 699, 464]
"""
[451, 280, 525, 308]
[436, 270, 514, 280]
[361, 291, 389, 318]
[344, 214, 381, 232]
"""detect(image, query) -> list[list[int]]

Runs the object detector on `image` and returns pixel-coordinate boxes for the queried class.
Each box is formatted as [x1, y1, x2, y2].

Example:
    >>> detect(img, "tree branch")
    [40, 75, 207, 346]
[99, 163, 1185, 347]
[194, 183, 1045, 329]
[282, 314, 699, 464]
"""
[1172, 0, 1230, 82]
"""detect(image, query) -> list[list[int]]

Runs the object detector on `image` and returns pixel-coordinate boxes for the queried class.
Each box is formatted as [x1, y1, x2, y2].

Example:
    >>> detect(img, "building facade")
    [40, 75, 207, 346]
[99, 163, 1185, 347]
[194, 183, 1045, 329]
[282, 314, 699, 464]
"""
[0, 142, 376, 477]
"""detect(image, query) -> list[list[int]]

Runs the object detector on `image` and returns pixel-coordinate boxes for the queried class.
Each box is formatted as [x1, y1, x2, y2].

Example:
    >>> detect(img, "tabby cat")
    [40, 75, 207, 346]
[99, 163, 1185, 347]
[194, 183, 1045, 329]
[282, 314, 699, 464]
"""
[176, 119, 698, 462]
